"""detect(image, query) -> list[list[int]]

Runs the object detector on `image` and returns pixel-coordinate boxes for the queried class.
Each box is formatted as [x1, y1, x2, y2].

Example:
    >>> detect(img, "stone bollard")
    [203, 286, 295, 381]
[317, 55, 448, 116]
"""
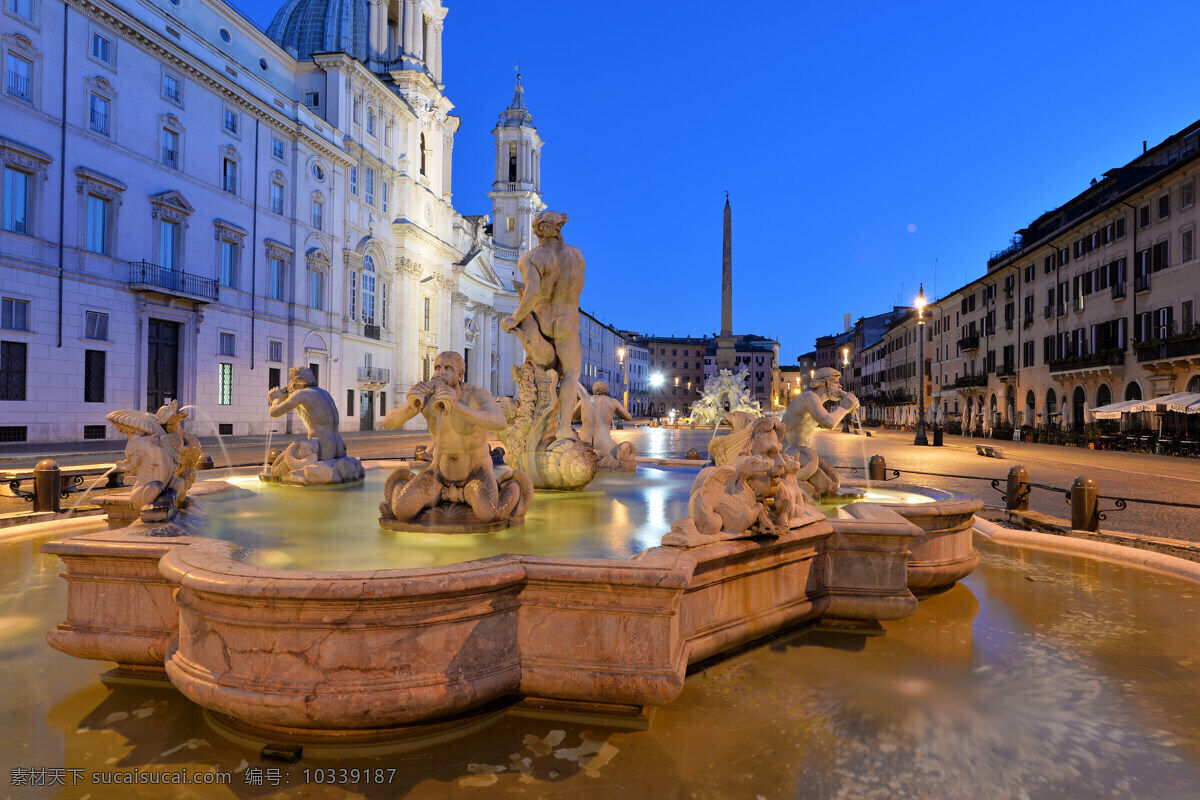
[33, 459, 62, 513]
[1006, 465, 1029, 511]
[197, 454, 215, 470]
[868, 455, 887, 482]
[1070, 476, 1099, 532]
[684, 448, 702, 460]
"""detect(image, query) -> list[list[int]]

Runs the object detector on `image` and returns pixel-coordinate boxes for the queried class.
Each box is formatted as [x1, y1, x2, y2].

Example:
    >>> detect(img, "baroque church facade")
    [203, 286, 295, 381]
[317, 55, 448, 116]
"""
[0, 0, 543, 441]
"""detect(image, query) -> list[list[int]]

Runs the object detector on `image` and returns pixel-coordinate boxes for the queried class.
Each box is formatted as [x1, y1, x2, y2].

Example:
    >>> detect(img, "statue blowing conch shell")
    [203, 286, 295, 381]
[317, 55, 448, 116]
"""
[662, 412, 819, 548]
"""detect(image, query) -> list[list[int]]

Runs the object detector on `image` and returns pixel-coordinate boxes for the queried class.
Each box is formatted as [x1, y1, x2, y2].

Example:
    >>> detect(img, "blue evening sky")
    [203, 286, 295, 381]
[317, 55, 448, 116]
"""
[235, 0, 1200, 361]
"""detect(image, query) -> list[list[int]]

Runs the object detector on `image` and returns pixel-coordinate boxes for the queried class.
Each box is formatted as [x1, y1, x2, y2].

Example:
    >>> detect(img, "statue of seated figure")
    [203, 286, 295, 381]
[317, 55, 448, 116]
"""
[264, 367, 364, 486]
[576, 381, 635, 471]
[380, 352, 533, 532]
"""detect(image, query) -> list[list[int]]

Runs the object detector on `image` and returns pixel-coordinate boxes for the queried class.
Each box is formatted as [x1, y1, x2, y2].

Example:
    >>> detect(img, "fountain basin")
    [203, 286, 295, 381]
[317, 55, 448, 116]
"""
[43, 466, 939, 733]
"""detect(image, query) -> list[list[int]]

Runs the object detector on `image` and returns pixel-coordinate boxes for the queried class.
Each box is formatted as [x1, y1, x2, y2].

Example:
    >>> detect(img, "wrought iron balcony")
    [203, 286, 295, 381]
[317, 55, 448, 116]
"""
[952, 374, 988, 389]
[996, 363, 1017, 378]
[127, 261, 219, 301]
[363, 323, 381, 340]
[1136, 335, 1200, 363]
[358, 367, 390, 383]
[957, 334, 980, 351]
[1048, 350, 1125, 373]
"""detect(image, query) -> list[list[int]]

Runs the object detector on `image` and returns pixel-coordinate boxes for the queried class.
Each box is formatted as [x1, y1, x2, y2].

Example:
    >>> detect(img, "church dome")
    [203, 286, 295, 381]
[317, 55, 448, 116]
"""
[266, 0, 370, 62]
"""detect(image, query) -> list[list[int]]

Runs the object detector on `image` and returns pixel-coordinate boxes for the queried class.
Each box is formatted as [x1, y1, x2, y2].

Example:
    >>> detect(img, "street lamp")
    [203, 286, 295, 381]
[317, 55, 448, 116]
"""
[650, 372, 664, 422]
[841, 346, 852, 432]
[914, 284, 929, 446]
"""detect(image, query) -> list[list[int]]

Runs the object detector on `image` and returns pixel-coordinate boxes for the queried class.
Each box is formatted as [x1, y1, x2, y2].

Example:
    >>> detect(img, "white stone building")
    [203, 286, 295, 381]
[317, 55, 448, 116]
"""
[0, 0, 544, 442]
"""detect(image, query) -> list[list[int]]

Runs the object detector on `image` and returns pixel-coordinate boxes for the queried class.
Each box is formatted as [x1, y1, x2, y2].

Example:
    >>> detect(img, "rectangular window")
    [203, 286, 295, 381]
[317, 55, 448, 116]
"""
[303, 91, 319, 107]
[159, 219, 178, 269]
[381, 281, 388, 327]
[423, 297, 430, 331]
[219, 332, 235, 357]
[161, 128, 179, 169]
[1184, 300, 1195, 332]
[346, 389, 354, 417]
[270, 182, 284, 215]
[84, 349, 105, 402]
[84, 310, 108, 340]
[218, 363, 233, 405]
[349, 270, 357, 321]
[350, 166, 358, 196]
[10, 0, 32, 20]
[91, 33, 111, 64]
[220, 240, 238, 288]
[89, 93, 110, 136]
[268, 340, 282, 362]
[1159, 194, 1170, 220]
[269, 256, 285, 301]
[1152, 240, 1169, 272]
[223, 108, 238, 135]
[1183, 180, 1195, 210]
[272, 138, 284, 159]
[6, 55, 31, 101]
[309, 269, 324, 310]
[222, 159, 237, 194]
[162, 73, 180, 103]
[381, 181, 388, 213]
[83, 424, 105, 440]
[268, 367, 281, 389]
[1, 297, 29, 331]
[0, 341, 27, 401]
[365, 167, 375, 205]
[1115, 217, 1125, 239]
[85, 195, 108, 254]
[311, 200, 322, 231]
[3, 167, 28, 234]
[1139, 204, 1151, 228]
[1184, 230, 1194, 264]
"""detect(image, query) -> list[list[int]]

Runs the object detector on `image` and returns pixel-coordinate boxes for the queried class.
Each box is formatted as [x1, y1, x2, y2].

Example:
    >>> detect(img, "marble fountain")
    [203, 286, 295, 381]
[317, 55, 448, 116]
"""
[39, 213, 982, 745]
[18, 214, 1200, 796]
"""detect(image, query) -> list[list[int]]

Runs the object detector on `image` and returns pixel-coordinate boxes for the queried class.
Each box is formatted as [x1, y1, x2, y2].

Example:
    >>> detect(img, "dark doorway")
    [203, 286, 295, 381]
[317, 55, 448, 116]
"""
[360, 390, 374, 431]
[1072, 386, 1085, 432]
[147, 319, 180, 411]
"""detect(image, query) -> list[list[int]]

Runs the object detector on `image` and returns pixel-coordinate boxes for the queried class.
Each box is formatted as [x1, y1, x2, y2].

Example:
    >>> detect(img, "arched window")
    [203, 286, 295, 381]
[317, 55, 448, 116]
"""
[1096, 384, 1111, 407]
[1046, 388, 1057, 416]
[1189, 375, 1200, 393]
[366, 108, 375, 136]
[1125, 382, 1142, 401]
[419, 133, 427, 175]
[362, 255, 376, 325]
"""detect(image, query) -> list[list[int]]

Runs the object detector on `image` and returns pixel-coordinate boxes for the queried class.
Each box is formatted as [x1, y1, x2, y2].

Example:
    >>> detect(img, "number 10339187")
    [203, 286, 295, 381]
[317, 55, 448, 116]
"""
[303, 768, 397, 785]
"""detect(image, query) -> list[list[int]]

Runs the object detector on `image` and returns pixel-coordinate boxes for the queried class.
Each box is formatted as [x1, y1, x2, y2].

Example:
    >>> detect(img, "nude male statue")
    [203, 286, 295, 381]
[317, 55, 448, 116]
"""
[578, 381, 633, 454]
[267, 366, 347, 462]
[781, 367, 859, 498]
[381, 351, 527, 524]
[500, 211, 585, 441]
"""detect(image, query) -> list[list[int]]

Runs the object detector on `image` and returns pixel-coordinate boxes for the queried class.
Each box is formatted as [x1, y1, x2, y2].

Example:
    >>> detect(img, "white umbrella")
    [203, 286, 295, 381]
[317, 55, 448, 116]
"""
[1131, 392, 1200, 413]
[1091, 398, 1142, 420]
[1084, 405, 1094, 425]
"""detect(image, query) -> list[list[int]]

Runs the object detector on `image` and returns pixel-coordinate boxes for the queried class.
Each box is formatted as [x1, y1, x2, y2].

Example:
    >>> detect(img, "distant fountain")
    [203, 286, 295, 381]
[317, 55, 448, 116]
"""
[498, 211, 598, 490]
[687, 367, 762, 428]
[261, 366, 364, 486]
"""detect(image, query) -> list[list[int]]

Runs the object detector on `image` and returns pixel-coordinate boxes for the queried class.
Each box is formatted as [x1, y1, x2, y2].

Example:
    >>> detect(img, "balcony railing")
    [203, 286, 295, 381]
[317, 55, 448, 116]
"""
[957, 334, 980, 351]
[161, 147, 178, 169]
[1112, 281, 1126, 299]
[1047, 350, 1125, 373]
[363, 323, 381, 340]
[952, 374, 988, 389]
[1135, 274, 1151, 292]
[1023, 315, 1034, 327]
[358, 367, 390, 383]
[1136, 335, 1200, 363]
[128, 261, 219, 301]
[6, 72, 30, 101]
[996, 363, 1017, 377]
[89, 109, 109, 135]
[988, 238, 1024, 267]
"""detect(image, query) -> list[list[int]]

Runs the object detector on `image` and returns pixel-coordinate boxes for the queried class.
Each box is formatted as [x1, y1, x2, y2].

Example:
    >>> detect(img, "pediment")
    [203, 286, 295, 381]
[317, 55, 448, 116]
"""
[150, 190, 194, 215]
[457, 248, 503, 289]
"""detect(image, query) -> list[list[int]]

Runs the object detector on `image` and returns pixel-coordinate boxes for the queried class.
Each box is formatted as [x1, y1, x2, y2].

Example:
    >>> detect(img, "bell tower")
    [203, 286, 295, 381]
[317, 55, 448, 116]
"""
[488, 73, 545, 253]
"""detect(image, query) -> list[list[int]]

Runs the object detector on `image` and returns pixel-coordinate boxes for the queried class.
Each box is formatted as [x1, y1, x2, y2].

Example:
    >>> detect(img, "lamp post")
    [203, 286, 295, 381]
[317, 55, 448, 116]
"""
[841, 347, 852, 433]
[914, 284, 929, 446]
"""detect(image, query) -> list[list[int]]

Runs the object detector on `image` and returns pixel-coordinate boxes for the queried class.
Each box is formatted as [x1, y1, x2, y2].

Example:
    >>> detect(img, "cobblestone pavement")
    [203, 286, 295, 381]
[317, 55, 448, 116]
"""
[5, 423, 1199, 541]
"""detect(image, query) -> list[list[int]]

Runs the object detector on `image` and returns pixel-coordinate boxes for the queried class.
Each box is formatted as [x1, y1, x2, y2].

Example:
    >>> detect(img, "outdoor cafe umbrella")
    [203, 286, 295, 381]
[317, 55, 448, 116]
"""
[1130, 392, 1200, 413]
[1090, 399, 1142, 420]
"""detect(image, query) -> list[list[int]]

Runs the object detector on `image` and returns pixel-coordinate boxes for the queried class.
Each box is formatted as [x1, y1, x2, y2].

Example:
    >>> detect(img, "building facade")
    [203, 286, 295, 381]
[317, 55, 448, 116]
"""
[0, 0, 534, 442]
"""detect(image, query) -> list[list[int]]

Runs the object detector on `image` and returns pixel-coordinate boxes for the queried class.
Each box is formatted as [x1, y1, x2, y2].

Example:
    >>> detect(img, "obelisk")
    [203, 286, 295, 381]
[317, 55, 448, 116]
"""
[716, 193, 736, 370]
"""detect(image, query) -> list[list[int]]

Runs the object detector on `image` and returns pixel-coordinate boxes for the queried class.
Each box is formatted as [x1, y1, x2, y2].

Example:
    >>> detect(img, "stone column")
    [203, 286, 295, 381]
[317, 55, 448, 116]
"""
[436, 276, 453, 353]
[403, 0, 416, 56]
[442, 133, 453, 198]
[478, 305, 494, 391]
[433, 23, 443, 81]
[450, 291, 468, 356]
[395, 257, 420, 391]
